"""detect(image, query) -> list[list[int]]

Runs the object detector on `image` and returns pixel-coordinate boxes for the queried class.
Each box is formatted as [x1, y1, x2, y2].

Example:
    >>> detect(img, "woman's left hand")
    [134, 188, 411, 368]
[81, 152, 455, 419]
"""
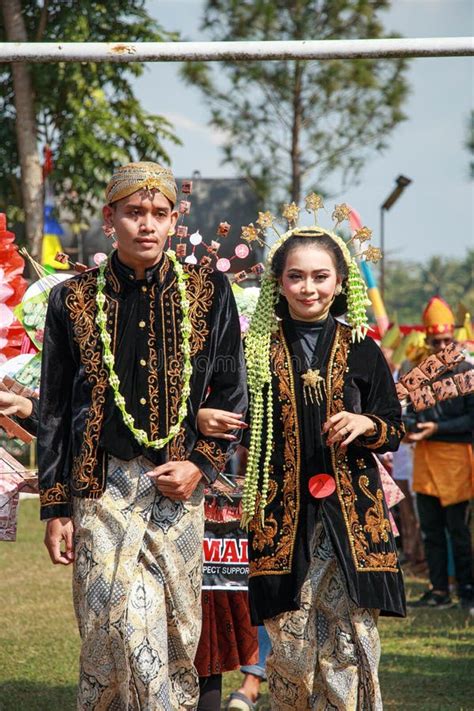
[323, 411, 376, 448]
[197, 407, 247, 440]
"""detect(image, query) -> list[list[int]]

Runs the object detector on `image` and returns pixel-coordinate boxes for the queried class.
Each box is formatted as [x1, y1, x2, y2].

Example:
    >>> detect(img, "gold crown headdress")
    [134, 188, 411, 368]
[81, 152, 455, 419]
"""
[241, 195, 382, 527]
[240, 195, 381, 343]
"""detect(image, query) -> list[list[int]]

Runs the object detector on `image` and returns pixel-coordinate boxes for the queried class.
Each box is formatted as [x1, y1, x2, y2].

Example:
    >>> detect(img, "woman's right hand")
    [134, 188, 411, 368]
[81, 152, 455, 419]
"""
[197, 408, 247, 440]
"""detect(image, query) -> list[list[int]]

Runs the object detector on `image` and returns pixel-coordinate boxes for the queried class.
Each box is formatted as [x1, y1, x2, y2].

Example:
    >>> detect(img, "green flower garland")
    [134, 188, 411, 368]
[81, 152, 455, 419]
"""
[241, 273, 278, 527]
[241, 225, 371, 526]
[96, 250, 192, 450]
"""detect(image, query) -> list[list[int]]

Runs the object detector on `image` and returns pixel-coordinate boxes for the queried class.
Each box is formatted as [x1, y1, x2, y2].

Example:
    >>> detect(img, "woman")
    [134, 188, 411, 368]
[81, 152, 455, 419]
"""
[200, 224, 406, 710]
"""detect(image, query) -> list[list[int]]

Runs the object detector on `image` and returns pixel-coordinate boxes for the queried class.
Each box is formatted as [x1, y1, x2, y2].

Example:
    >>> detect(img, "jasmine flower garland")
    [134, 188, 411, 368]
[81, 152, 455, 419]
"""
[241, 272, 278, 527]
[96, 250, 192, 450]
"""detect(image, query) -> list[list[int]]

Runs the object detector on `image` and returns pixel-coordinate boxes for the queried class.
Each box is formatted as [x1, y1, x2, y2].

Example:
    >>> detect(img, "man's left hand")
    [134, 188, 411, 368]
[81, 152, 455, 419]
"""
[407, 421, 438, 441]
[147, 461, 203, 500]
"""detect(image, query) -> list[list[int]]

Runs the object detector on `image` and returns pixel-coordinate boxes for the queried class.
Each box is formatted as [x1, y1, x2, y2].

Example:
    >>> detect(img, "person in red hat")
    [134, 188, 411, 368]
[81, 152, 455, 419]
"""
[408, 297, 474, 609]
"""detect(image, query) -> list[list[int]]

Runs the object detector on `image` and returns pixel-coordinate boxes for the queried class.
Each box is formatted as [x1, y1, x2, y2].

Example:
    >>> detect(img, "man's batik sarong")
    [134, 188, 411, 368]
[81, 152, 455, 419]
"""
[72, 455, 205, 710]
[264, 522, 382, 711]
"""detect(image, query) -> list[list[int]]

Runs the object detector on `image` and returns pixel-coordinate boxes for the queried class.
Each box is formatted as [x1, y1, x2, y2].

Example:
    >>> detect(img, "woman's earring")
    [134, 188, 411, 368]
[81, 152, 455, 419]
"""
[335, 285, 342, 296]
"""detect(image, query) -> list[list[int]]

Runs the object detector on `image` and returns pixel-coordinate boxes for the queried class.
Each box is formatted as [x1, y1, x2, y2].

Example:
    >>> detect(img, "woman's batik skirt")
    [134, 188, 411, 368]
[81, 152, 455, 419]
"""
[264, 522, 382, 711]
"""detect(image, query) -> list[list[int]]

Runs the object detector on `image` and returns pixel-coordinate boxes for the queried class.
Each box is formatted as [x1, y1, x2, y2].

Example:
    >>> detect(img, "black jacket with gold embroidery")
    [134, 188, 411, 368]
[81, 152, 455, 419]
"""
[247, 315, 406, 624]
[38, 253, 247, 520]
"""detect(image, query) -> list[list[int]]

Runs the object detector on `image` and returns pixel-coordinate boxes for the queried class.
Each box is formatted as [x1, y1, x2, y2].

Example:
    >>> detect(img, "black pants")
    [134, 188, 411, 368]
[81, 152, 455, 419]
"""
[198, 674, 222, 711]
[416, 493, 472, 592]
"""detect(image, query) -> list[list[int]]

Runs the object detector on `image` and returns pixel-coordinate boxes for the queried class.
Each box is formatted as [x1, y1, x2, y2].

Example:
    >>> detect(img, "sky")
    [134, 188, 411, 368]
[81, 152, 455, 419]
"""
[135, 0, 473, 263]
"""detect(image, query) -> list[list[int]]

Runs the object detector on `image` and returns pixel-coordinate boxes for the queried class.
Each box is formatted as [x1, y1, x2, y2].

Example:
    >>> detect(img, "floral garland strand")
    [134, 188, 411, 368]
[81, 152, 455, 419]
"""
[96, 250, 192, 450]
[241, 273, 278, 527]
[346, 259, 372, 341]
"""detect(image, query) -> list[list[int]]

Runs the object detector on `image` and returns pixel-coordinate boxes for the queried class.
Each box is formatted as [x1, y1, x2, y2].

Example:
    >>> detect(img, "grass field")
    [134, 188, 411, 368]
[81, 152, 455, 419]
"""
[0, 499, 472, 711]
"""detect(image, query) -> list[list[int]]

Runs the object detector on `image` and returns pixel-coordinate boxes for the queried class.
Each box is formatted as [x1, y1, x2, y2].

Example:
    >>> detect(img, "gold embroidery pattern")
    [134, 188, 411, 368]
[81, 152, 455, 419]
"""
[40, 482, 70, 506]
[106, 259, 121, 293]
[249, 325, 301, 576]
[160, 278, 173, 435]
[168, 352, 184, 431]
[169, 426, 187, 461]
[158, 254, 171, 284]
[183, 265, 214, 356]
[147, 282, 160, 439]
[65, 273, 113, 494]
[193, 440, 228, 473]
[359, 475, 391, 544]
[249, 479, 278, 552]
[327, 325, 397, 573]
[161, 279, 184, 434]
[165, 265, 214, 432]
[361, 415, 388, 450]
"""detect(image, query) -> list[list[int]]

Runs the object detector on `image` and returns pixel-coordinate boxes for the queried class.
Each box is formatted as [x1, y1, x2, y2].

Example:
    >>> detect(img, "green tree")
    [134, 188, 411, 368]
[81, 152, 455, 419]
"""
[1, 0, 43, 258]
[445, 249, 474, 311]
[419, 256, 447, 301]
[182, 0, 409, 206]
[383, 260, 422, 323]
[0, 0, 179, 257]
[384, 250, 474, 324]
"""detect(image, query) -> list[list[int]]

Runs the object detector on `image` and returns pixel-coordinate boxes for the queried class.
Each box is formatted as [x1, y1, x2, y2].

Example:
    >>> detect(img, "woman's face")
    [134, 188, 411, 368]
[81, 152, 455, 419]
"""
[279, 245, 340, 322]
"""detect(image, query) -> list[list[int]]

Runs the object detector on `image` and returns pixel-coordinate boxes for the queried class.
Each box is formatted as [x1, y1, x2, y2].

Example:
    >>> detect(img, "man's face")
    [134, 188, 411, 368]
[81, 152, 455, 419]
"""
[102, 189, 178, 271]
[427, 332, 454, 354]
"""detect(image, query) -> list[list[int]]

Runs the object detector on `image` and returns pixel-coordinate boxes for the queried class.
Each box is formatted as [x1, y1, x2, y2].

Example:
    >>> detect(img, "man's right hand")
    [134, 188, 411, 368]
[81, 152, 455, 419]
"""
[406, 421, 438, 442]
[44, 517, 75, 565]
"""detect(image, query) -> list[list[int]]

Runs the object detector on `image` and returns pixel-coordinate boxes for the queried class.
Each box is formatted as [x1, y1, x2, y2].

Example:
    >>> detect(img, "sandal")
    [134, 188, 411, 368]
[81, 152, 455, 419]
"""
[225, 690, 259, 710]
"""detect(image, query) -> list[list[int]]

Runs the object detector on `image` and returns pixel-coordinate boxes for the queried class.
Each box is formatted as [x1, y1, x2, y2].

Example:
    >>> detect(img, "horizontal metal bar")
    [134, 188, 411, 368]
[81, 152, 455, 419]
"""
[0, 37, 472, 63]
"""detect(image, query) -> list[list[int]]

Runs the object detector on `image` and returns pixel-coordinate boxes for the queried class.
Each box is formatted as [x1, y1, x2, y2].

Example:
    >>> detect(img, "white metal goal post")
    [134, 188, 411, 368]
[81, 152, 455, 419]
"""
[0, 37, 472, 63]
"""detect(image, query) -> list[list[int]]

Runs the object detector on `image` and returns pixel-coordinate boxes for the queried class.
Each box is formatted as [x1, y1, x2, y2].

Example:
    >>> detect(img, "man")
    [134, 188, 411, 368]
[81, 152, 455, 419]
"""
[409, 296, 473, 609]
[38, 161, 247, 709]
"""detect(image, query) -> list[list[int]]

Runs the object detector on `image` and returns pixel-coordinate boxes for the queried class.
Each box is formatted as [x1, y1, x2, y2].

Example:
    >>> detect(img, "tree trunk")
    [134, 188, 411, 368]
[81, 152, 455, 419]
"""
[290, 61, 303, 204]
[1, 0, 43, 260]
